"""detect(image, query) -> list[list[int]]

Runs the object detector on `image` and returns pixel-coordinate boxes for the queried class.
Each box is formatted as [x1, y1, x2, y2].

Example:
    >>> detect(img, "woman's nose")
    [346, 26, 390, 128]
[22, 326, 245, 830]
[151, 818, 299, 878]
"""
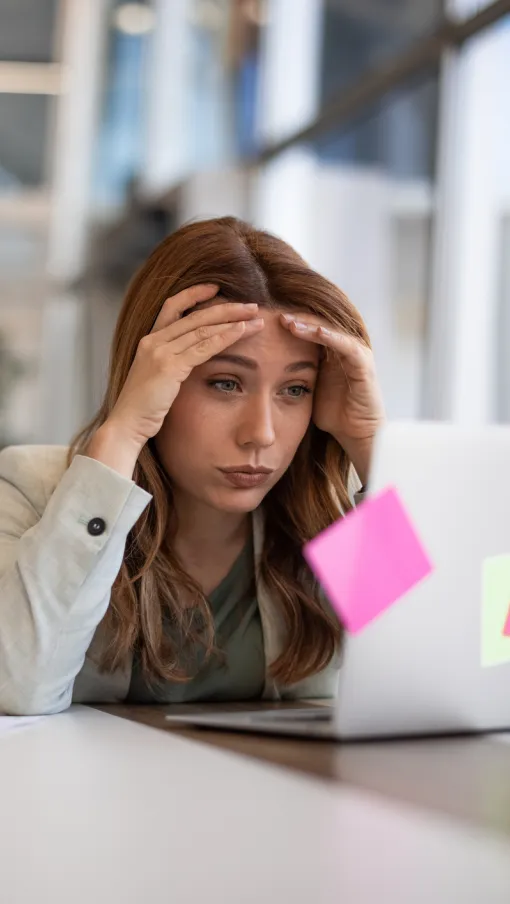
[236, 397, 276, 449]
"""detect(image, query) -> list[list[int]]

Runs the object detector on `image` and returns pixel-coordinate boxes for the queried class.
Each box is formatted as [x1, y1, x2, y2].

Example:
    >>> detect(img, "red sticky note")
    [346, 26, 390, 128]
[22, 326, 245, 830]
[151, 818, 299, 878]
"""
[504, 604, 510, 637]
[303, 485, 433, 634]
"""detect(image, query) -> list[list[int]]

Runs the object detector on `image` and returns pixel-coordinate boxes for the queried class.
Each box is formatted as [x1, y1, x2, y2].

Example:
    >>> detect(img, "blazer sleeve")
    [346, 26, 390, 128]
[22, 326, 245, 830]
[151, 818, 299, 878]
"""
[279, 659, 341, 701]
[0, 447, 151, 715]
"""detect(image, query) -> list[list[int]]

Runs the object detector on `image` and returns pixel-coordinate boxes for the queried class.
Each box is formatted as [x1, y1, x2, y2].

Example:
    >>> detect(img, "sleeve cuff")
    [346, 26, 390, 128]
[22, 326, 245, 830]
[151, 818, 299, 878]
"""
[42, 453, 152, 552]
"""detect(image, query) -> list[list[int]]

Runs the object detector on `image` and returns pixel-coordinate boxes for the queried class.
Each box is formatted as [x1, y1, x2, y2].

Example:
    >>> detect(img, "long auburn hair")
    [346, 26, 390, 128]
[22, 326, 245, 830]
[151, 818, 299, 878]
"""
[69, 216, 370, 687]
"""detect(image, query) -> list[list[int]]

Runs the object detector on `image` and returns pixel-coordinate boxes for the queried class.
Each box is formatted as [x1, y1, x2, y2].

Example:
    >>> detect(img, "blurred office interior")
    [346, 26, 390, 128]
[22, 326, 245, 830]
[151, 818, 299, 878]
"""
[0, 0, 509, 449]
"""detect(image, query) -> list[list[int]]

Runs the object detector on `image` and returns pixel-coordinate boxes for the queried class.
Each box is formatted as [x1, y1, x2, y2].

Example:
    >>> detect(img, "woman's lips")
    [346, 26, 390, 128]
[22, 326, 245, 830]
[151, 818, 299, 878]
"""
[219, 470, 272, 488]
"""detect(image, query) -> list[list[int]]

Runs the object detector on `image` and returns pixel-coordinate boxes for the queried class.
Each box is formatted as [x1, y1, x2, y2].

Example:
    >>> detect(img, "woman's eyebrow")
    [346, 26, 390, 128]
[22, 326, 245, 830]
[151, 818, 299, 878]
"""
[285, 360, 318, 373]
[210, 354, 317, 373]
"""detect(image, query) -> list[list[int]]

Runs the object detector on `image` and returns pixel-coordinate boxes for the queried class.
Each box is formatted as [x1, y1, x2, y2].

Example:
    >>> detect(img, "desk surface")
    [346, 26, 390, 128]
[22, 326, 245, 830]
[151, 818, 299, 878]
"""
[99, 702, 510, 839]
[1, 706, 510, 903]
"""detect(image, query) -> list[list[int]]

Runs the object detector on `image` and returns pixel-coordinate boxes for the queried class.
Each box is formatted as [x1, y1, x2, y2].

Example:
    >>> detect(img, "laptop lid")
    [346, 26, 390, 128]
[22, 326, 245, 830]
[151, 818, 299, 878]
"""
[334, 422, 510, 739]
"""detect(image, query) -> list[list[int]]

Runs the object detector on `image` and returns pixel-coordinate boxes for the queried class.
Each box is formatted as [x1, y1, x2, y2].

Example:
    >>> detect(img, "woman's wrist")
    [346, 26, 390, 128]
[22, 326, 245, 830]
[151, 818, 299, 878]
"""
[334, 434, 375, 488]
[85, 421, 144, 480]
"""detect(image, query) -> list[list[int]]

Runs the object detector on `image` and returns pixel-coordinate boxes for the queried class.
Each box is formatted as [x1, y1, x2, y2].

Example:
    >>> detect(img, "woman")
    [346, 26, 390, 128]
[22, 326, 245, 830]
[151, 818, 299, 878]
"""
[0, 217, 384, 715]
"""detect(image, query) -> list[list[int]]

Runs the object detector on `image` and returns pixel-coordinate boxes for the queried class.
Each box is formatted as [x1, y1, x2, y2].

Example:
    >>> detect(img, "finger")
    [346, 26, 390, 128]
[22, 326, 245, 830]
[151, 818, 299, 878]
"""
[171, 317, 264, 355]
[151, 284, 219, 333]
[153, 302, 259, 345]
[281, 316, 366, 367]
[184, 318, 264, 364]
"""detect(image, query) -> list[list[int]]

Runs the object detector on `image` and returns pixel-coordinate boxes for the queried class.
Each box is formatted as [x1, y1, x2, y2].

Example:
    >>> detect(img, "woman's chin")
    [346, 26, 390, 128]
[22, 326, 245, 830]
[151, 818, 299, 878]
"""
[208, 485, 268, 513]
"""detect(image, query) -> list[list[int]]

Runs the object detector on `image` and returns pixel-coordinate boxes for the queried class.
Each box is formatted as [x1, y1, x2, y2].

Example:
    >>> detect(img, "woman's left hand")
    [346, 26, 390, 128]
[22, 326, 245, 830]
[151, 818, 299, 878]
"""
[280, 313, 385, 486]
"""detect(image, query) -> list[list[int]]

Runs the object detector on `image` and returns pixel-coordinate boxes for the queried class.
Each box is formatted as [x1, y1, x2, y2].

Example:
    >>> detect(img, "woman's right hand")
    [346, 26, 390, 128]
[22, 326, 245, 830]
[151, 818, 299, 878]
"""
[105, 284, 263, 451]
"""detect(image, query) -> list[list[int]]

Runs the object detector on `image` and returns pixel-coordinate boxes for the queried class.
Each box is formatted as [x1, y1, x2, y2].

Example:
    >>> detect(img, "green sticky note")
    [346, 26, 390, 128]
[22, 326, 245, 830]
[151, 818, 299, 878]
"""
[481, 556, 510, 667]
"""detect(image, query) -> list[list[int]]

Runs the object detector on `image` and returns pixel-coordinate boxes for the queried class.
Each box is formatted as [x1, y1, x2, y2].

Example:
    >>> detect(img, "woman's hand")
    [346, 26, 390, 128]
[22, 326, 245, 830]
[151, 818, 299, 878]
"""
[106, 285, 263, 450]
[280, 313, 384, 485]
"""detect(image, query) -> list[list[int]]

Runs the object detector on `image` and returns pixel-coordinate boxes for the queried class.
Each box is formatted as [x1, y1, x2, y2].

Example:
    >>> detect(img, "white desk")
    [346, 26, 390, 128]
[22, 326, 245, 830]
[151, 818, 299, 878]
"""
[1, 707, 510, 903]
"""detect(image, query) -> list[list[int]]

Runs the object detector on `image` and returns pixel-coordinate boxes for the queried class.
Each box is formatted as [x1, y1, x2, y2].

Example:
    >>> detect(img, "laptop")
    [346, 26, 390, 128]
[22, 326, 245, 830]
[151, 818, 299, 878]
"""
[165, 422, 510, 741]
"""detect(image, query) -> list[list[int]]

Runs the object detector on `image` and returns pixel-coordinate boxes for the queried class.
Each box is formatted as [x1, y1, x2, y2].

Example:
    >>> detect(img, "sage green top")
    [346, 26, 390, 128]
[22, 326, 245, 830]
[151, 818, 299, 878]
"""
[127, 540, 266, 703]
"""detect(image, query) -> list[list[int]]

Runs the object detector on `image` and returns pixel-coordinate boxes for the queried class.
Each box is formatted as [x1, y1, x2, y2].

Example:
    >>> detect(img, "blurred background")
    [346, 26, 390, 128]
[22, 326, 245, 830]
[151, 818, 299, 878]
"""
[0, 0, 509, 449]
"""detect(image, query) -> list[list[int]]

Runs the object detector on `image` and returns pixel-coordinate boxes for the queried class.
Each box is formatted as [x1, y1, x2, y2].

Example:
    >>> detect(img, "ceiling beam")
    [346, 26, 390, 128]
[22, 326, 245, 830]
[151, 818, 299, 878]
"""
[256, 0, 510, 163]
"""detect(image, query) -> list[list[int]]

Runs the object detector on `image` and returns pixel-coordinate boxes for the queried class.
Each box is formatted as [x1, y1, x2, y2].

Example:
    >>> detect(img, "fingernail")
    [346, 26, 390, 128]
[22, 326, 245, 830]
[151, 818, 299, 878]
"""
[247, 317, 264, 326]
[245, 303, 259, 310]
[281, 313, 294, 322]
[293, 322, 308, 331]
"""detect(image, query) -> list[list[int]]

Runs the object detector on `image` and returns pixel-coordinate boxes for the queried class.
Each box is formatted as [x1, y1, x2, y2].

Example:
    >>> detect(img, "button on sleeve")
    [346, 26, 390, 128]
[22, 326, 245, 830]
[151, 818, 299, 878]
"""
[87, 517, 106, 537]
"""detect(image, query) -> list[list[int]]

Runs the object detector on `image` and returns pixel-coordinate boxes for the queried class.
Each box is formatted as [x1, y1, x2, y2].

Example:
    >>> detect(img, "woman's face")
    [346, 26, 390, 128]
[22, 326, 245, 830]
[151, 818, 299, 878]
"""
[155, 308, 320, 513]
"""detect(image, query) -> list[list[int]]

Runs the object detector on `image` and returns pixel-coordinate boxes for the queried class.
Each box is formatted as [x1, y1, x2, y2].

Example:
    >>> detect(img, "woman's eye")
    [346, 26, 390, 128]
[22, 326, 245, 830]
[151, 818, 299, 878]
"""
[284, 385, 312, 399]
[209, 379, 240, 393]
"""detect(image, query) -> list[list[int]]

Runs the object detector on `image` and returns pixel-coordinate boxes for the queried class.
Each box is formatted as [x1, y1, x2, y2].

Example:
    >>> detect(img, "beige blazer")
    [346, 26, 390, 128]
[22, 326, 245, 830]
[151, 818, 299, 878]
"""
[0, 445, 351, 715]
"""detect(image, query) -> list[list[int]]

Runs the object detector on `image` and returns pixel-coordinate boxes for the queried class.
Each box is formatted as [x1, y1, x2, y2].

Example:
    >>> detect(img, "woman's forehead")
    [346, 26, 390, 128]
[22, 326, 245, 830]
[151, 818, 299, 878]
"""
[221, 309, 320, 363]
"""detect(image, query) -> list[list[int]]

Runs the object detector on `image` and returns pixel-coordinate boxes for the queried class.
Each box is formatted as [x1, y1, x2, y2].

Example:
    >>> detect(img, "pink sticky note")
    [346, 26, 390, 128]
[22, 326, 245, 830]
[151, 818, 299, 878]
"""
[504, 604, 510, 637]
[303, 486, 433, 633]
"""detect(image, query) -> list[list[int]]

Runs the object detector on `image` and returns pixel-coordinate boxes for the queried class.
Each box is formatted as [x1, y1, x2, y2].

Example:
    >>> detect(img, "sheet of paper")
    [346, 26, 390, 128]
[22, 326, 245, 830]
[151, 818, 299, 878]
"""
[303, 485, 433, 633]
[481, 556, 510, 666]
[0, 716, 42, 737]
